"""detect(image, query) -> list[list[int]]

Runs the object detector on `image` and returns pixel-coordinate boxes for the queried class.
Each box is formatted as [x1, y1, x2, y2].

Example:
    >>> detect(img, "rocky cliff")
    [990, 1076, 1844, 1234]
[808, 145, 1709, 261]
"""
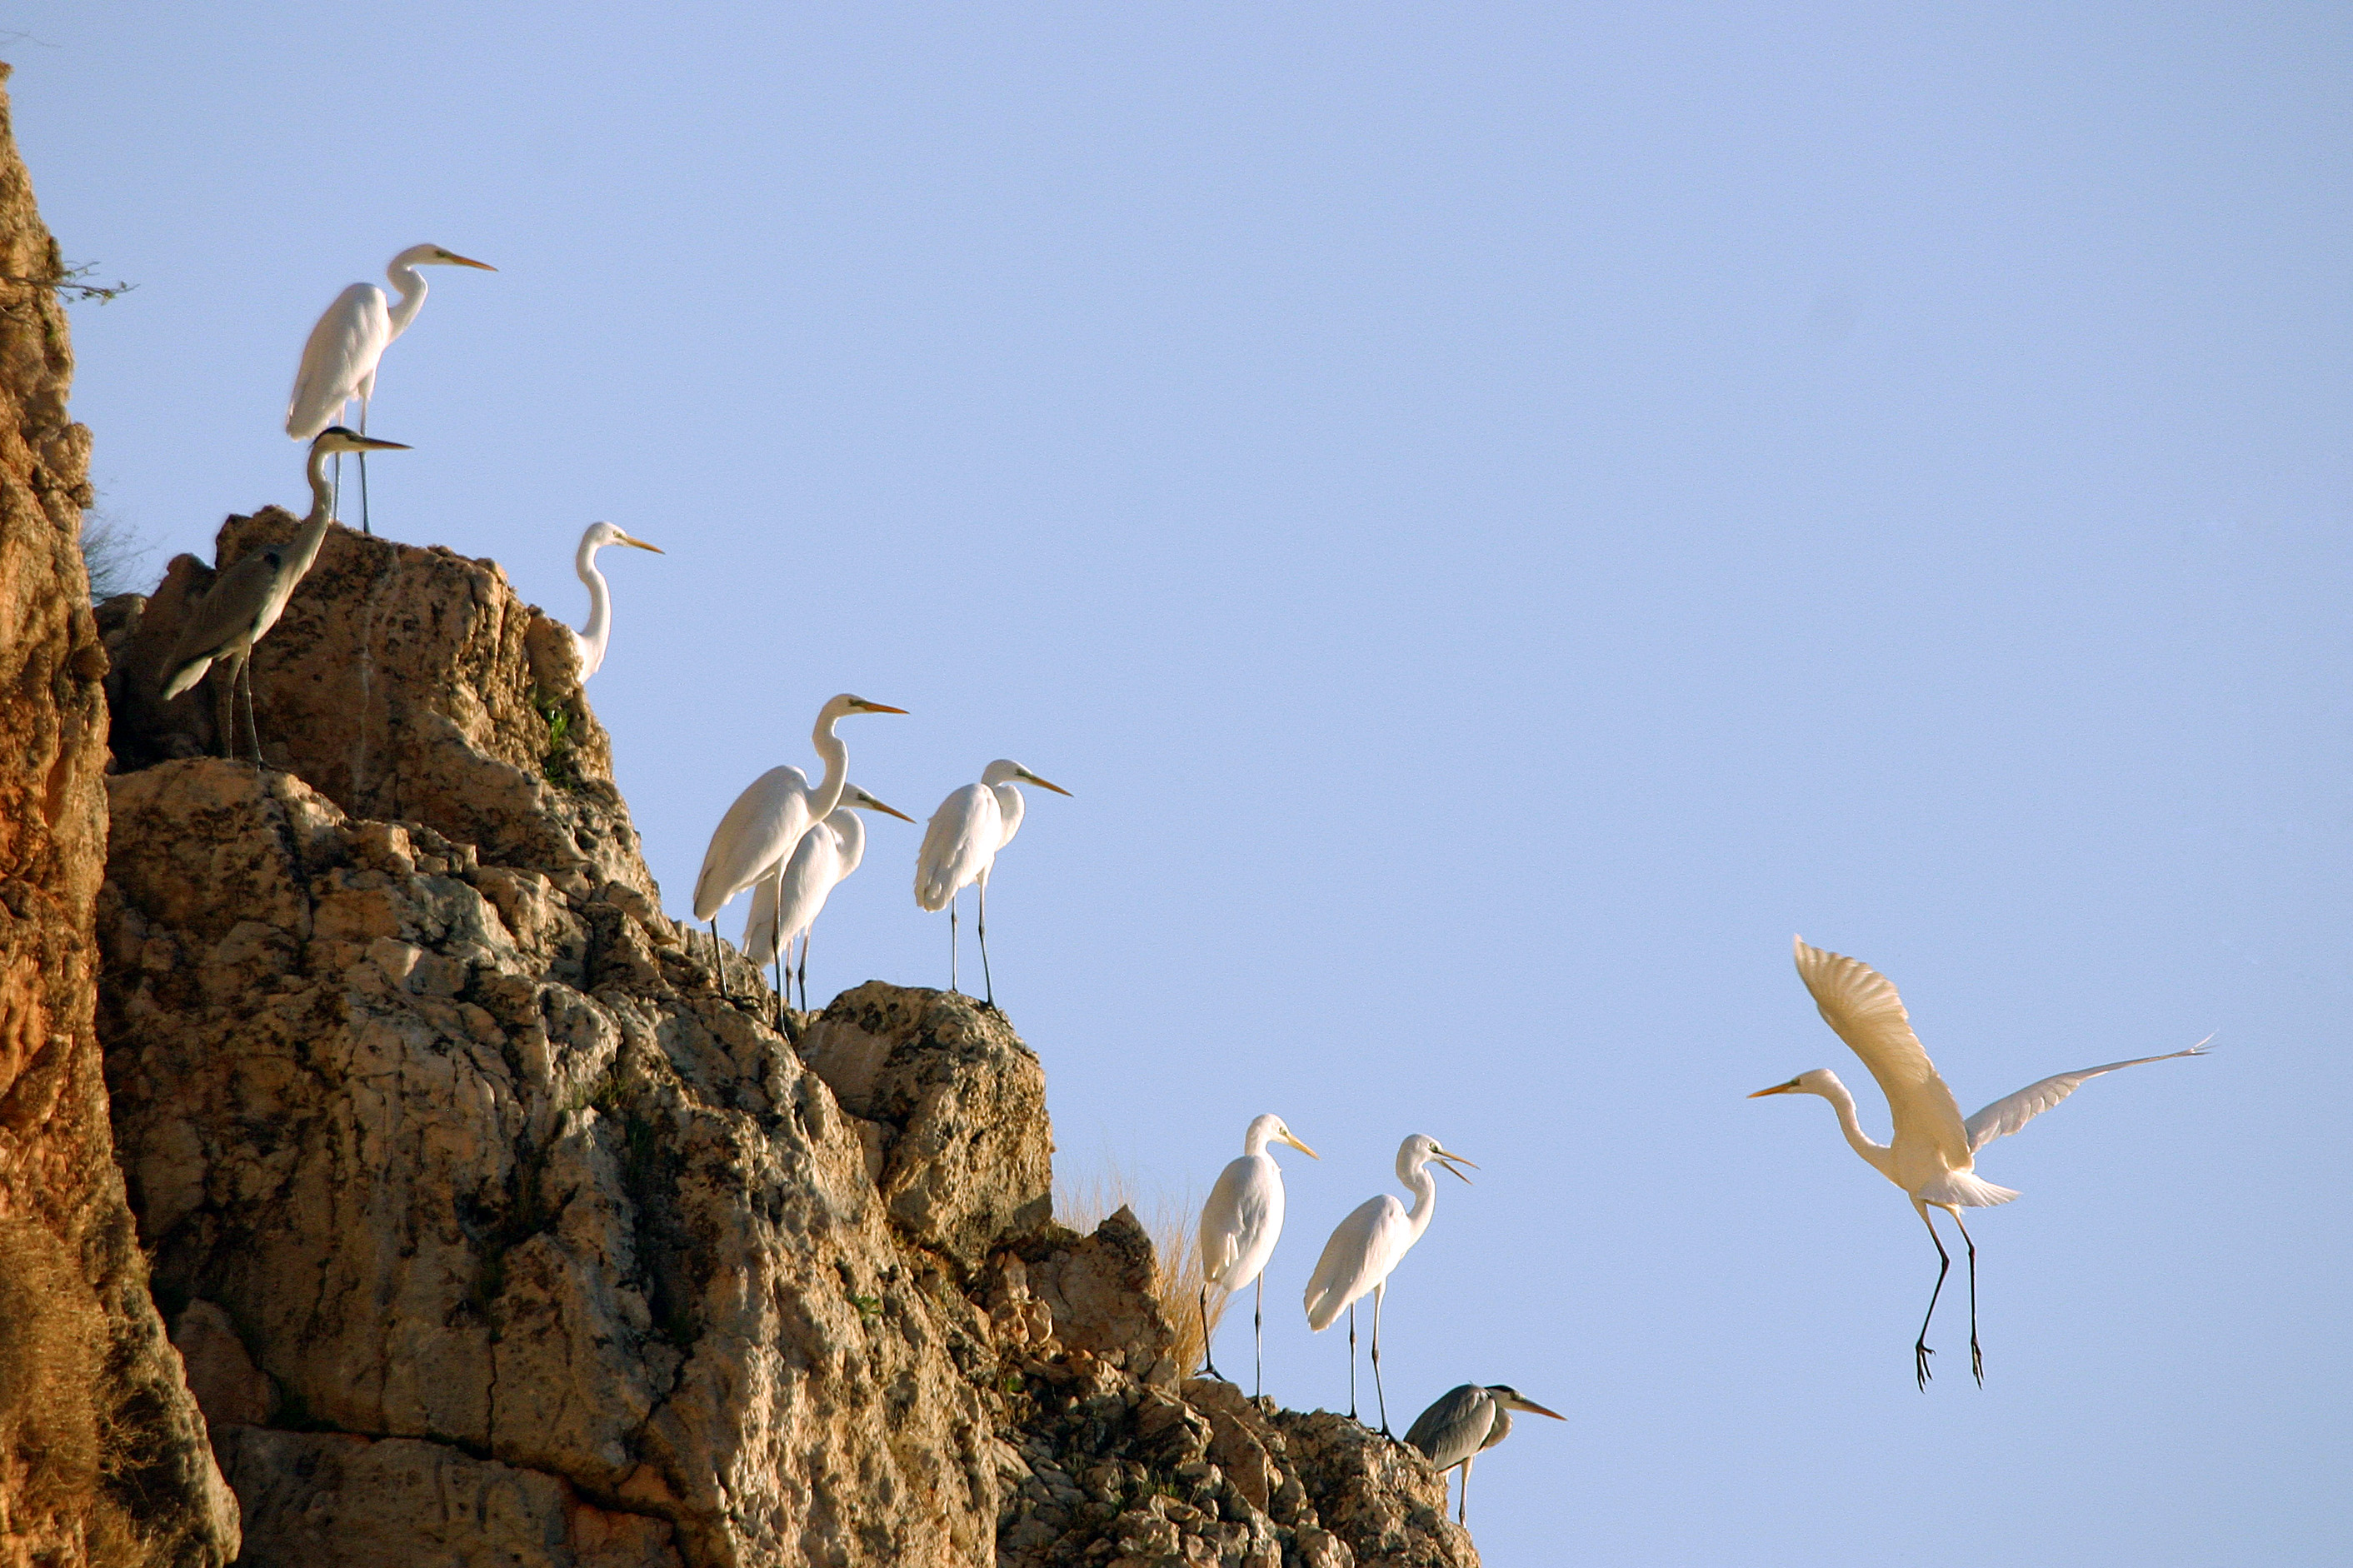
[0, 64, 240, 1568]
[6, 61, 1478, 1566]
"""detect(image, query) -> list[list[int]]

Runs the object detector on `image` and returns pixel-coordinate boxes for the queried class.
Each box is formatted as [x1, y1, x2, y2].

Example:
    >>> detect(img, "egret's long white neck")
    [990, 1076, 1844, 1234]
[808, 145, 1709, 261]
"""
[989, 781, 1027, 851]
[384, 257, 429, 342]
[831, 810, 868, 877]
[1812, 1076, 1896, 1179]
[574, 535, 612, 676]
[1399, 1155, 1441, 1245]
[1242, 1122, 1275, 1158]
[287, 442, 340, 582]
[807, 712, 851, 824]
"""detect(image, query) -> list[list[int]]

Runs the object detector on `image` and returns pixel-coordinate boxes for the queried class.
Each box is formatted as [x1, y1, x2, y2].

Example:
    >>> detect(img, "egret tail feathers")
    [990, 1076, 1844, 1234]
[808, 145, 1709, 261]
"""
[1921, 1169, 2020, 1208]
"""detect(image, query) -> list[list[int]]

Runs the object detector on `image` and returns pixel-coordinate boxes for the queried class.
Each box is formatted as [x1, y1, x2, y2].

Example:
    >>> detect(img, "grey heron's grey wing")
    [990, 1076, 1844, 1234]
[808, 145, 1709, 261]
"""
[1403, 1385, 1492, 1470]
[162, 548, 283, 686]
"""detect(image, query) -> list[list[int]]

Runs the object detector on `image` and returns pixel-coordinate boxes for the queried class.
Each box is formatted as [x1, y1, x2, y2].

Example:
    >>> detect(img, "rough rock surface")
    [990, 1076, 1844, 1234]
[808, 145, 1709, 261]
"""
[0, 61, 240, 1567]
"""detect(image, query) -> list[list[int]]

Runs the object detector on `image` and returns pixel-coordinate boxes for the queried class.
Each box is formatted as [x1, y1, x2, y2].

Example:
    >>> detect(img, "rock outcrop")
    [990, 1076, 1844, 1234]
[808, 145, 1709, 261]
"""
[0, 62, 239, 1568]
[0, 60, 1476, 1566]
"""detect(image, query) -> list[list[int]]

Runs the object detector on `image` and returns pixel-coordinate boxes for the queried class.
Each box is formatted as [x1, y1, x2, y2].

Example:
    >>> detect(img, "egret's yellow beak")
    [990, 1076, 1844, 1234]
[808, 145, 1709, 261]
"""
[867, 797, 917, 824]
[1282, 1131, 1320, 1160]
[1748, 1081, 1800, 1098]
[857, 702, 909, 715]
[620, 532, 664, 554]
[1022, 772, 1072, 796]
[447, 252, 497, 270]
[1434, 1148, 1476, 1183]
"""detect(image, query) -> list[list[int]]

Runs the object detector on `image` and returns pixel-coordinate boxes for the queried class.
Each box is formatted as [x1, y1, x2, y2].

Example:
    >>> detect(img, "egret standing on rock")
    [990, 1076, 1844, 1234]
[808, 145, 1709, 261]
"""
[1197, 1114, 1319, 1396]
[743, 784, 914, 1014]
[1303, 1134, 1476, 1435]
[913, 760, 1070, 1006]
[1404, 1384, 1566, 1527]
[692, 695, 907, 1001]
[1752, 936, 2210, 1388]
[568, 522, 663, 679]
[286, 243, 495, 533]
[160, 427, 411, 767]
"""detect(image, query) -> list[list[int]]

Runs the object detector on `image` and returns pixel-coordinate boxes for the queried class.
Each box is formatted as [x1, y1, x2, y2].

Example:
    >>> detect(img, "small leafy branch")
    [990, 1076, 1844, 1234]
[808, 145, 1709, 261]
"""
[3, 259, 136, 307]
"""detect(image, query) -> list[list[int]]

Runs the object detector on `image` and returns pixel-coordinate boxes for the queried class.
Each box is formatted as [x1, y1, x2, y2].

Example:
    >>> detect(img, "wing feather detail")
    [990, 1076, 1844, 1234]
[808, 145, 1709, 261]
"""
[1963, 1041, 2211, 1151]
[1793, 937, 1970, 1167]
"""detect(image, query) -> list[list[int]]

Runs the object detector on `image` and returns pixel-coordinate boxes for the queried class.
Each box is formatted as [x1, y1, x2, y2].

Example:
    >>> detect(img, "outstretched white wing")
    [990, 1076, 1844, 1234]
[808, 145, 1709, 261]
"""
[1963, 1040, 2211, 1152]
[1793, 938, 1970, 1168]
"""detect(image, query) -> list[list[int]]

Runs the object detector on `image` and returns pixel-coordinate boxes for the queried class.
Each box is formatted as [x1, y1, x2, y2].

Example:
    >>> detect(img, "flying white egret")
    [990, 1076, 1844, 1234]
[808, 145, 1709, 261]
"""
[1196, 1114, 1319, 1395]
[1753, 936, 2211, 1388]
[692, 695, 907, 1001]
[912, 759, 1070, 1005]
[568, 522, 663, 679]
[285, 243, 495, 533]
[1403, 1383, 1566, 1527]
[1302, 1133, 1476, 1435]
[742, 784, 914, 1015]
[160, 427, 411, 767]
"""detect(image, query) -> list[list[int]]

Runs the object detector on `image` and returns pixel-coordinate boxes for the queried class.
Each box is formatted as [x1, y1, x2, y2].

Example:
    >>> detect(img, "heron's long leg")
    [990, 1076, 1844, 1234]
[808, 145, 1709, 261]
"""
[1198, 1286, 1221, 1381]
[797, 930, 811, 1011]
[948, 898, 960, 994]
[1912, 1200, 1951, 1391]
[1951, 1207, 1984, 1386]
[708, 920, 725, 1002]
[1346, 1301, 1359, 1421]
[976, 871, 994, 1007]
[357, 396, 372, 535]
[1458, 1454, 1473, 1527]
[1253, 1275, 1264, 1398]
[772, 951, 784, 1030]
[240, 661, 262, 771]
[1370, 1281, 1391, 1436]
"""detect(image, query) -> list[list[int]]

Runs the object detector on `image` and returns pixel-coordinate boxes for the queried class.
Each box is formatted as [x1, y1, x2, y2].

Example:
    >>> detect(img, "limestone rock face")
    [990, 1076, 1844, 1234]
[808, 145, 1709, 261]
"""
[99, 760, 1011, 1566]
[101, 514, 650, 899]
[0, 61, 240, 1568]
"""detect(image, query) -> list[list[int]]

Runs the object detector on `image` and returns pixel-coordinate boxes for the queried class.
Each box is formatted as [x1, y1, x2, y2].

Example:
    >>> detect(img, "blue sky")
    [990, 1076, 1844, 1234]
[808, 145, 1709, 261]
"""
[17, 3, 2350, 1561]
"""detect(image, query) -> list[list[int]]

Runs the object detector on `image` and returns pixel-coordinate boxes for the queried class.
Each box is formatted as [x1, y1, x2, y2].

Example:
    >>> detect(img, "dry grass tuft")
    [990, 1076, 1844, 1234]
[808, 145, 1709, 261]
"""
[1055, 1163, 1223, 1378]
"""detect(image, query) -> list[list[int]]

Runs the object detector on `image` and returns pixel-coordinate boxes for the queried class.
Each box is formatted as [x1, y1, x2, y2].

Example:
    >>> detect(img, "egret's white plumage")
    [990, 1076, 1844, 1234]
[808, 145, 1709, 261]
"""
[1301, 1133, 1475, 1434]
[1754, 936, 2209, 1387]
[691, 695, 907, 998]
[1196, 1114, 1318, 1394]
[569, 522, 662, 679]
[285, 244, 493, 534]
[742, 785, 914, 1008]
[159, 427, 411, 762]
[1403, 1383, 1566, 1527]
[913, 759, 1070, 1002]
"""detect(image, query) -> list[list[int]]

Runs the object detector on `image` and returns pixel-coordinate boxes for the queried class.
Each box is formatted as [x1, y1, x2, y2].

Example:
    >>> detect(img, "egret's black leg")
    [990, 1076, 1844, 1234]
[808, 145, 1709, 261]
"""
[1370, 1282, 1391, 1436]
[797, 931, 810, 1011]
[1953, 1210, 1984, 1386]
[948, 900, 960, 994]
[1198, 1286, 1221, 1381]
[1913, 1202, 1951, 1391]
[1346, 1301, 1358, 1421]
[772, 953, 784, 1030]
[977, 874, 994, 1007]
[357, 399, 372, 535]
[708, 920, 725, 1002]
[1253, 1275, 1265, 1398]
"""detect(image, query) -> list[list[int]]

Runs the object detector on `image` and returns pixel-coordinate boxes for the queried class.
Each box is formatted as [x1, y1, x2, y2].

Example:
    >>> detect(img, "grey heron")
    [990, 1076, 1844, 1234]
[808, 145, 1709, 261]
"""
[692, 695, 907, 1002]
[1753, 936, 2210, 1388]
[912, 760, 1071, 1006]
[1403, 1383, 1566, 1526]
[287, 244, 494, 534]
[159, 427, 411, 767]
[1301, 1133, 1475, 1435]
[1196, 1113, 1318, 1395]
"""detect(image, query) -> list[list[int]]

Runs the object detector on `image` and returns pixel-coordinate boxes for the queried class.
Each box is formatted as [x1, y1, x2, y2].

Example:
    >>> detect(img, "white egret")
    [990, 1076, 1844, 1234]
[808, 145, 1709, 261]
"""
[742, 784, 915, 1015]
[567, 522, 663, 679]
[1403, 1383, 1566, 1527]
[285, 243, 495, 533]
[160, 427, 411, 766]
[1302, 1133, 1476, 1435]
[1196, 1114, 1319, 1395]
[1753, 936, 2210, 1388]
[912, 759, 1071, 1005]
[692, 695, 907, 1001]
